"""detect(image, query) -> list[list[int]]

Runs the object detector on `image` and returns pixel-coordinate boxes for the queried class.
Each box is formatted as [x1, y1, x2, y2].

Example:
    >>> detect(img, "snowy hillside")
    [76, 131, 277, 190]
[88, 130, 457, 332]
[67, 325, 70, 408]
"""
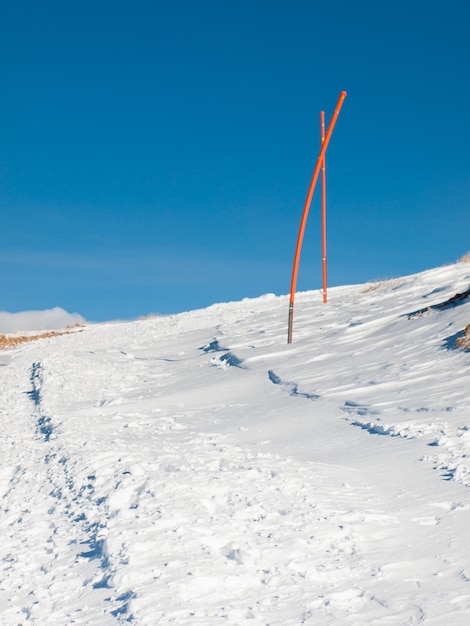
[1, 262, 470, 625]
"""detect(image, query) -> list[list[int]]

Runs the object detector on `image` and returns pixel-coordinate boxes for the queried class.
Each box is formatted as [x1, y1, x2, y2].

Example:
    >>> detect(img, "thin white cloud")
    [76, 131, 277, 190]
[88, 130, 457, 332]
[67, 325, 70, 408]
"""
[0, 307, 84, 334]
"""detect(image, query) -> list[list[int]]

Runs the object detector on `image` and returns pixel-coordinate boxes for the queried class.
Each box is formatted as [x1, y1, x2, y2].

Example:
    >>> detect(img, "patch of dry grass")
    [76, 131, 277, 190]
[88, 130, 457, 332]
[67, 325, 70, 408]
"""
[0, 325, 84, 350]
[456, 324, 470, 350]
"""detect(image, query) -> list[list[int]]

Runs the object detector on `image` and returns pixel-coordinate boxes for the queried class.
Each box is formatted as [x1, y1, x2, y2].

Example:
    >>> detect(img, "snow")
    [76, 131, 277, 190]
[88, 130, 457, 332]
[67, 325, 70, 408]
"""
[1, 261, 470, 624]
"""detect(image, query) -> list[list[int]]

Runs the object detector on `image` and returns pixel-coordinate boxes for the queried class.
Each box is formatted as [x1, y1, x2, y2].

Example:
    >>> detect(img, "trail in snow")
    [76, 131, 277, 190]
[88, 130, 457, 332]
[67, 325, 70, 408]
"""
[0, 262, 470, 624]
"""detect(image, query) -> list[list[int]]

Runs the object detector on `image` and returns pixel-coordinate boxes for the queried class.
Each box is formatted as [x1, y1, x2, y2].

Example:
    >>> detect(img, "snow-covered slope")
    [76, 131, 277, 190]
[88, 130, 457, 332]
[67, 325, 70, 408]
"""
[1, 262, 470, 625]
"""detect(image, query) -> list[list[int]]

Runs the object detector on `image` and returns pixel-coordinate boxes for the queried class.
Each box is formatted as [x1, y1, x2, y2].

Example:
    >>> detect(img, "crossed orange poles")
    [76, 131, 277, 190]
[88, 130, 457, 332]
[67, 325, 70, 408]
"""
[287, 91, 347, 344]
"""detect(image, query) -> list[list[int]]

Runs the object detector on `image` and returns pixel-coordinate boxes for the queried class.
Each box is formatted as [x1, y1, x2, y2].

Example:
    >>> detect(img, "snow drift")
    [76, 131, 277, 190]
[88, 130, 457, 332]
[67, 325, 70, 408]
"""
[0, 262, 469, 625]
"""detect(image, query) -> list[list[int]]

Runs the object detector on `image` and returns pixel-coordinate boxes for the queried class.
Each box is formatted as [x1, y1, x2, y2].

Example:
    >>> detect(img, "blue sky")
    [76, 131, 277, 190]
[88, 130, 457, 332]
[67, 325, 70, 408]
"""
[1, 0, 469, 320]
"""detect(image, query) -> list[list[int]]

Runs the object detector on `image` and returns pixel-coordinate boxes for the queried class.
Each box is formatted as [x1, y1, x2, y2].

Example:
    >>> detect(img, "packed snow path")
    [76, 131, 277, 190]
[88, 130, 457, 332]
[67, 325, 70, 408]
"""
[1, 263, 470, 624]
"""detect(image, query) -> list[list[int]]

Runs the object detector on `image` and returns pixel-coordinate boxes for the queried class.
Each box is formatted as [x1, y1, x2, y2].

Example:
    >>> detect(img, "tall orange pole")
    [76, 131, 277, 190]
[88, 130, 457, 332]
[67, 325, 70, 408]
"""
[321, 110, 327, 304]
[287, 91, 346, 344]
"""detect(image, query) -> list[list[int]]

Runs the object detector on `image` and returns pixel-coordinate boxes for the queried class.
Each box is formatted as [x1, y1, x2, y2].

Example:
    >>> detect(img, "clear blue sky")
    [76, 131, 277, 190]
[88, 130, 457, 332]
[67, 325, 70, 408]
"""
[1, 0, 469, 320]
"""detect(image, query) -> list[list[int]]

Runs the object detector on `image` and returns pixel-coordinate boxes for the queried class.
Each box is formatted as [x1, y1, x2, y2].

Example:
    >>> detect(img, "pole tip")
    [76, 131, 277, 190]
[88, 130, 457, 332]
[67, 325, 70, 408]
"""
[340, 90, 347, 97]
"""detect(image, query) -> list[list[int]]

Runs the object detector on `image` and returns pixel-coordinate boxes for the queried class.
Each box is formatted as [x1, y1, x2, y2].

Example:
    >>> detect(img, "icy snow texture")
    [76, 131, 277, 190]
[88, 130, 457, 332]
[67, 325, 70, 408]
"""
[0, 262, 470, 624]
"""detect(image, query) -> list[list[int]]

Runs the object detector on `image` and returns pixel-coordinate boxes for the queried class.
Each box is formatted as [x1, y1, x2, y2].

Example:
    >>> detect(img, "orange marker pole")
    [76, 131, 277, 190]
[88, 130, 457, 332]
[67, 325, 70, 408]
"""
[321, 110, 327, 304]
[287, 91, 346, 344]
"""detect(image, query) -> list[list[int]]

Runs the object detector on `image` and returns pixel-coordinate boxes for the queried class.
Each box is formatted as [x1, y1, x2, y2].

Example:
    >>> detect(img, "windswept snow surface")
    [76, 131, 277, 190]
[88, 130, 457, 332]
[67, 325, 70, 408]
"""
[1, 262, 470, 625]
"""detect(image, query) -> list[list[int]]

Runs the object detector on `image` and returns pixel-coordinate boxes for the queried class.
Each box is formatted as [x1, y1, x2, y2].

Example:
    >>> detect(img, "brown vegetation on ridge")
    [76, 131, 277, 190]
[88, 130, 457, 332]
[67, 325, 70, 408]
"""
[0, 326, 84, 350]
